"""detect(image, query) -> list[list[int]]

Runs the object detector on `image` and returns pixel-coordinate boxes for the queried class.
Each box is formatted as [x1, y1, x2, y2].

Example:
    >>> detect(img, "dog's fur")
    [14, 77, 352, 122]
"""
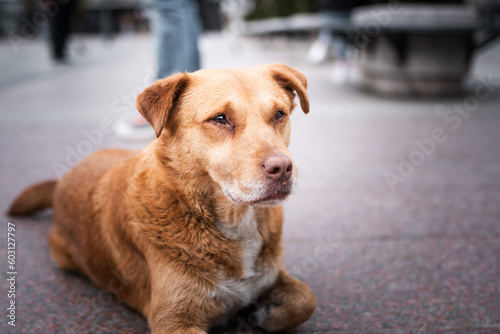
[8, 64, 316, 333]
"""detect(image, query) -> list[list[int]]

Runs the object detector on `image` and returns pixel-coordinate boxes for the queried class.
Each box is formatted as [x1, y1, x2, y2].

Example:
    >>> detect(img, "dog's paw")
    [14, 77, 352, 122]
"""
[263, 305, 300, 332]
[261, 276, 316, 332]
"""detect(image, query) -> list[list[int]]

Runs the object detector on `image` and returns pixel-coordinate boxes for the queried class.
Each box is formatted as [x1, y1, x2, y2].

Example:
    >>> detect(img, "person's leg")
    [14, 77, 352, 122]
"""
[50, 3, 67, 59]
[50, 0, 77, 61]
[152, 0, 201, 79]
[180, 0, 201, 73]
[152, 0, 184, 79]
[115, 0, 202, 141]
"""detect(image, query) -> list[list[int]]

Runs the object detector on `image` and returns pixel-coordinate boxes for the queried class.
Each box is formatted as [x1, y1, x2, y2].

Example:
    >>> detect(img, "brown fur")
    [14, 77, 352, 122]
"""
[8, 64, 316, 333]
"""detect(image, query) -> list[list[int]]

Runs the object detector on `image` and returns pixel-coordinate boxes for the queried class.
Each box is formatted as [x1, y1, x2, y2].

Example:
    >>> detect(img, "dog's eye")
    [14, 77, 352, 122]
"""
[275, 111, 285, 120]
[213, 115, 228, 125]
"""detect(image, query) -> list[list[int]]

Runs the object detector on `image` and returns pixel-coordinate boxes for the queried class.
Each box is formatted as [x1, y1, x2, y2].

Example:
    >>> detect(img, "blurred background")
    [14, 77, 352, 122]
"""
[1, 0, 500, 333]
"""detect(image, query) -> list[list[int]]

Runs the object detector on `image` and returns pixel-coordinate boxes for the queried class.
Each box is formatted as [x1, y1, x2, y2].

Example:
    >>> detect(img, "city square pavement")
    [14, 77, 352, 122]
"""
[0, 32, 499, 333]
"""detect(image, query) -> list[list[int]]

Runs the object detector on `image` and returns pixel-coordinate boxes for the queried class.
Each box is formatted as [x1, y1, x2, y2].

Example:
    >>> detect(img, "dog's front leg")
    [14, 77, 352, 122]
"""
[147, 287, 214, 334]
[150, 324, 206, 334]
[258, 270, 316, 332]
[148, 302, 210, 334]
[150, 325, 206, 334]
[146, 257, 219, 334]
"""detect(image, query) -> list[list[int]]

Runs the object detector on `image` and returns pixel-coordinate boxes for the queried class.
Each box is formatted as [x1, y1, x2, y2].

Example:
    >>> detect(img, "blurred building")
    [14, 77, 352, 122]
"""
[0, 0, 227, 37]
[0, 0, 147, 37]
[82, 0, 146, 34]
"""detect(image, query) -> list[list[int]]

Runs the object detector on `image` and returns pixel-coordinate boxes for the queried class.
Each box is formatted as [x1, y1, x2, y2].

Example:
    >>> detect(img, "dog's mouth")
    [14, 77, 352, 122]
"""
[222, 179, 295, 206]
[256, 185, 292, 203]
[222, 177, 295, 206]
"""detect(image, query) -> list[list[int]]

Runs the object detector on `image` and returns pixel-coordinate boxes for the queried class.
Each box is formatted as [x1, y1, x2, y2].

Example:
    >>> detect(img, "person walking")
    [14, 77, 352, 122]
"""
[115, 0, 202, 141]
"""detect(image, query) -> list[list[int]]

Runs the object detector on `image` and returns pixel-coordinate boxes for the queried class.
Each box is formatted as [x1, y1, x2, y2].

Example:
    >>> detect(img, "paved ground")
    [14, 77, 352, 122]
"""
[0, 32, 499, 334]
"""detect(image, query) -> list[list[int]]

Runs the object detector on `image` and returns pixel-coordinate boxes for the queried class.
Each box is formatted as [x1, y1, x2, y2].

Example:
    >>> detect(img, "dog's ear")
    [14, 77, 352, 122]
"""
[263, 63, 309, 114]
[136, 72, 189, 138]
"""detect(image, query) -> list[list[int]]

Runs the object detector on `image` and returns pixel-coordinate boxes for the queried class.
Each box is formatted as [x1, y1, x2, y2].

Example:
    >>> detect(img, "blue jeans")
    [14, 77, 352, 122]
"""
[149, 0, 201, 79]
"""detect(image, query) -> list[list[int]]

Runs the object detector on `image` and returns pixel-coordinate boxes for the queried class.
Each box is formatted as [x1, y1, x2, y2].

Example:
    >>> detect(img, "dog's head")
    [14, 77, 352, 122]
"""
[136, 64, 309, 206]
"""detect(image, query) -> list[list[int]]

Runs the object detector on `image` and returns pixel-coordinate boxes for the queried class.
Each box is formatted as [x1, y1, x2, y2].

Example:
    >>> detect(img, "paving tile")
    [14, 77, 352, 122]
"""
[283, 188, 500, 241]
[407, 239, 500, 328]
[290, 115, 500, 194]
[282, 238, 499, 333]
[11, 219, 496, 334]
[1, 34, 499, 334]
[4, 218, 149, 334]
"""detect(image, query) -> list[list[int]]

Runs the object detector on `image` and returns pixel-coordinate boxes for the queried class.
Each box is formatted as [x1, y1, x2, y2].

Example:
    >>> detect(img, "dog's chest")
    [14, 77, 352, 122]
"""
[213, 208, 278, 310]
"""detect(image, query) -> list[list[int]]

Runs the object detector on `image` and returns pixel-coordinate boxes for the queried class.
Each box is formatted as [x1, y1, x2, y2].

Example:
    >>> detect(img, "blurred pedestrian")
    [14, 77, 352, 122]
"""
[115, 0, 202, 140]
[150, 0, 202, 78]
[49, 0, 79, 63]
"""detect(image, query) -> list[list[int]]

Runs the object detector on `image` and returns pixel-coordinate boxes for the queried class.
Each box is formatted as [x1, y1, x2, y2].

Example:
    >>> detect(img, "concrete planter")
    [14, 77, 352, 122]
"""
[352, 5, 477, 96]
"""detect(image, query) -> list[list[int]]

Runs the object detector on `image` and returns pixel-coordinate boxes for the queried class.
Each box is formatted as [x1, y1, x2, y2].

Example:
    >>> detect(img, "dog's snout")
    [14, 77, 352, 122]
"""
[262, 155, 293, 181]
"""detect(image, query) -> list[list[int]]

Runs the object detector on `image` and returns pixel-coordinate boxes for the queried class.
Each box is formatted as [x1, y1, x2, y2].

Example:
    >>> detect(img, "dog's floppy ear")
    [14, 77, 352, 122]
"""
[263, 63, 309, 114]
[136, 72, 189, 138]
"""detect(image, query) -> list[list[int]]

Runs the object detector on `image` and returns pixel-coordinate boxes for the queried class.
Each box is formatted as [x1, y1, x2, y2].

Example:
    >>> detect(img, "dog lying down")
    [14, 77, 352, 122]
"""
[8, 64, 316, 333]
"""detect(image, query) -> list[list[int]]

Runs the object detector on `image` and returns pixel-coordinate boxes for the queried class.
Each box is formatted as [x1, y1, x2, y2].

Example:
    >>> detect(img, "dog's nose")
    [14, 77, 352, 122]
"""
[262, 155, 293, 182]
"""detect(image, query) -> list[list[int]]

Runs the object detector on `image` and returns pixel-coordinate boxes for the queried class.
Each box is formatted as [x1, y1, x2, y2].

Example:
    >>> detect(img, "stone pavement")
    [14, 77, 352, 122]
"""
[0, 33, 499, 333]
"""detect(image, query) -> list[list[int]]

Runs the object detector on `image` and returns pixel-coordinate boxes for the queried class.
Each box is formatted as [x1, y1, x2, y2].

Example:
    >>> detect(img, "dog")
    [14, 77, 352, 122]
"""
[8, 64, 316, 333]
